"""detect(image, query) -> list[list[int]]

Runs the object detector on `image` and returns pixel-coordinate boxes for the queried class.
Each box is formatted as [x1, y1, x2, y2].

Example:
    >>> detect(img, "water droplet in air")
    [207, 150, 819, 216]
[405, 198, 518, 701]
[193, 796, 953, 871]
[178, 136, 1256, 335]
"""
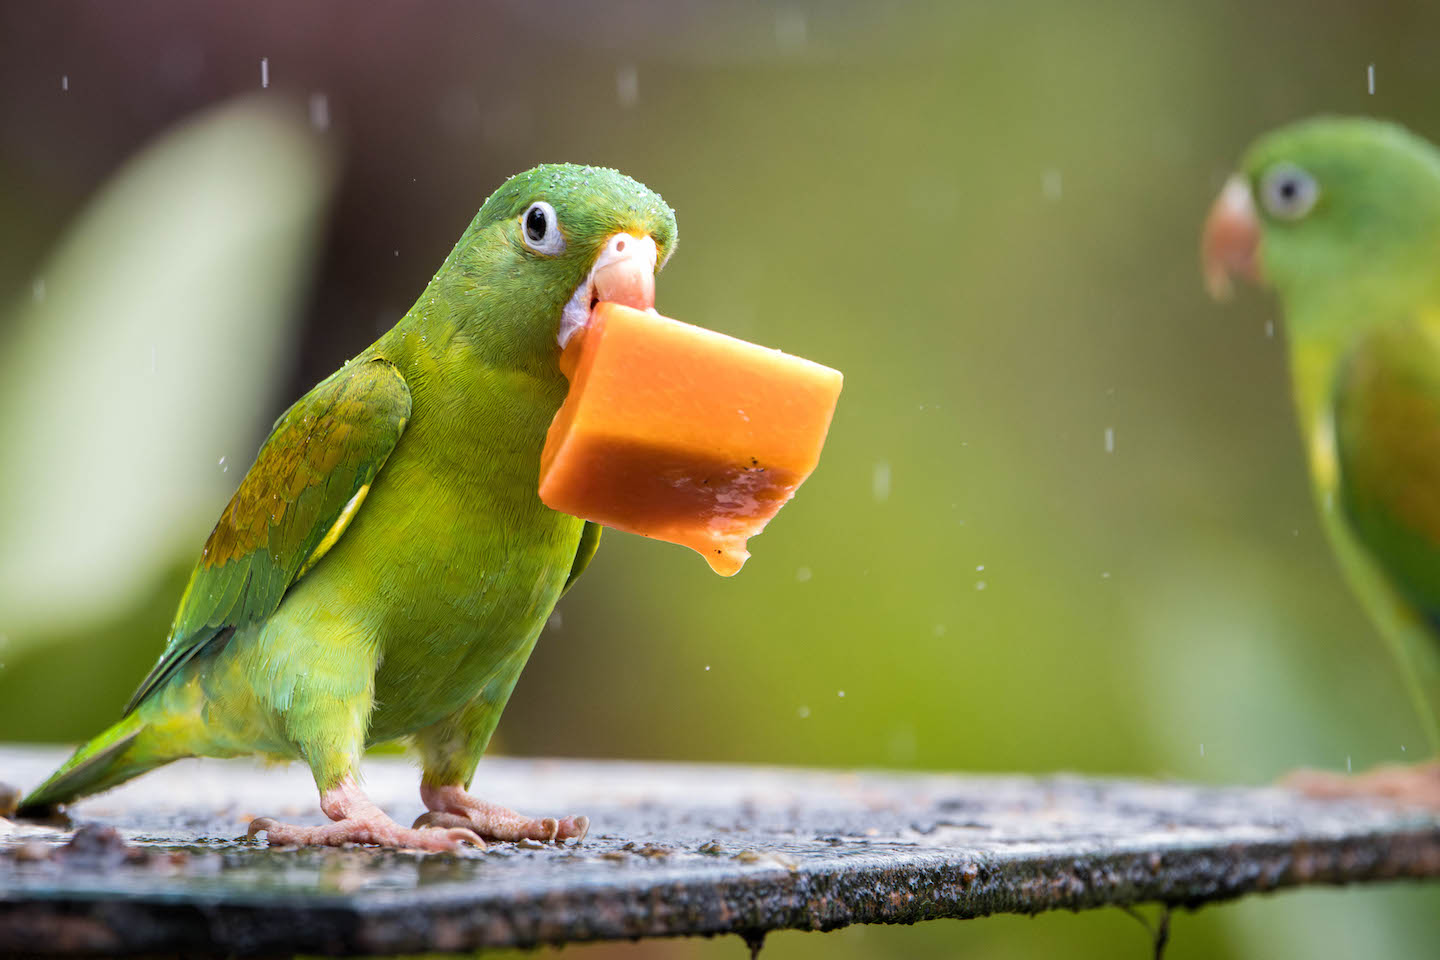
[872, 461, 891, 503]
[309, 92, 330, 131]
[1042, 169, 1063, 201]
[616, 63, 639, 107]
[776, 8, 807, 50]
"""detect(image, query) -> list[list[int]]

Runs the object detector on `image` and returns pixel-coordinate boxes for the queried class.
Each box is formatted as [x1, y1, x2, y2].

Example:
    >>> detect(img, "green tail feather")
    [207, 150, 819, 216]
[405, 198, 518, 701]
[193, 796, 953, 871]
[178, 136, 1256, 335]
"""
[18, 712, 158, 814]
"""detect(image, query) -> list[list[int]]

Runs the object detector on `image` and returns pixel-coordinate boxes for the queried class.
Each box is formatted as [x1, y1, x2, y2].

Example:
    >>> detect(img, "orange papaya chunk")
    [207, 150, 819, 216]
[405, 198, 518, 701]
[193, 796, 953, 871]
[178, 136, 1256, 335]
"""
[540, 302, 843, 575]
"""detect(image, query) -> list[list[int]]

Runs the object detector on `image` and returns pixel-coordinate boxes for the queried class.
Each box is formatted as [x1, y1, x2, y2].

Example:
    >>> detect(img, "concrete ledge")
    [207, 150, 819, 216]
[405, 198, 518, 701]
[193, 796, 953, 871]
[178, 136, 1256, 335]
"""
[1, 746, 1437, 956]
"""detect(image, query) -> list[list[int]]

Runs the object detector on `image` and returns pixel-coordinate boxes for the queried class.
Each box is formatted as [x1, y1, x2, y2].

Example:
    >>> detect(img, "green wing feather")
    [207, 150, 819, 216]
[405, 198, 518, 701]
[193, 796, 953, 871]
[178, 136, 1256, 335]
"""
[1333, 315, 1440, 617]
[124, 357, 412, 714]
[561, 522, 602, 598]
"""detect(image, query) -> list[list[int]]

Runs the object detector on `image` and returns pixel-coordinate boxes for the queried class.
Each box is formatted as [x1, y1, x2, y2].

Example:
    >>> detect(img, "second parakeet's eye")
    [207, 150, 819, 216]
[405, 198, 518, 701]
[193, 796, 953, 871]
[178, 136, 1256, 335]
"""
[1259, 164, 1319, 221]
[522, 201, 565, 254]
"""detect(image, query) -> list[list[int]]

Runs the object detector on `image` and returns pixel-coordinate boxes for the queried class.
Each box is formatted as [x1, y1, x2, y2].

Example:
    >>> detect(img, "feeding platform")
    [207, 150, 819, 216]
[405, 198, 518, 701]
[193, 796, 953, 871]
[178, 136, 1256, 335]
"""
[0, 745, 1437, 956]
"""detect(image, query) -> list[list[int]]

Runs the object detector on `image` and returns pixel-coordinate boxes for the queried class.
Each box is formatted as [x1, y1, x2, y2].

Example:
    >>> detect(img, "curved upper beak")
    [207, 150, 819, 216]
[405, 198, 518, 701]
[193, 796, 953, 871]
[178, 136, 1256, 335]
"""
[1202, 175, 1261, 301]
[592, 232, 657, 310]
[558, 232, 658, 347]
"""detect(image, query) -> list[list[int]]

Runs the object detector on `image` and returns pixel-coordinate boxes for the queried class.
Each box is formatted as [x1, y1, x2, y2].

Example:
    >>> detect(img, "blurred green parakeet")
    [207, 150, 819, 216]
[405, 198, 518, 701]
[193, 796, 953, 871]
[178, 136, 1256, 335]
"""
[20, 164, 677, 848]
[1204, 116, 1440, 806]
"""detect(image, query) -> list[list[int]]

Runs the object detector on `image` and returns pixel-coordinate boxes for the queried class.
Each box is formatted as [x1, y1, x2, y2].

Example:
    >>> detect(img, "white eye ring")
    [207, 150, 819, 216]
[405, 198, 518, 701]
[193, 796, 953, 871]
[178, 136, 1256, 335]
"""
[1259, 164, 1319, 221]
[520, 201, 565, 255]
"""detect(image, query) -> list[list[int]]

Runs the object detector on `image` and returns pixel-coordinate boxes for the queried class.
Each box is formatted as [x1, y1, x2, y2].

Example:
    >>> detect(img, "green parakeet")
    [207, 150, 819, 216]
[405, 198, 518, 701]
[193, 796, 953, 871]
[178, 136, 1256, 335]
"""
[20, 164, 678, 848]
[1204, 116, 1440, 805]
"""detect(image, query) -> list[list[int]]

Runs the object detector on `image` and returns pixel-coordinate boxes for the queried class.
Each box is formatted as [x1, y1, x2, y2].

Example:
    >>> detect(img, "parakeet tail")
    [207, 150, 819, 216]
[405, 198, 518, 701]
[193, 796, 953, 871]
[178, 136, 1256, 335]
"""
[17, 710, 175, 815]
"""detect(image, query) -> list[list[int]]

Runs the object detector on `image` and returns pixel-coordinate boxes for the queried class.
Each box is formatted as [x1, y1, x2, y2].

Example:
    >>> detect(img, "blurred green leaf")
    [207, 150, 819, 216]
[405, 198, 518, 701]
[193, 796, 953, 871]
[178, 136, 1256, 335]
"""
[0, 97, 333, 645]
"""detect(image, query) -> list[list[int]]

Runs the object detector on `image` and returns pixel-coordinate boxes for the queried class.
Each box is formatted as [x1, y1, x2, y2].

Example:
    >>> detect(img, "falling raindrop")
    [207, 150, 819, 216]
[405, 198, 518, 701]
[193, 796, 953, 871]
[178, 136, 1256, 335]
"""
[872, 460, 891, 503]
[309, 92, 330, 131]
[796, 566, 812, 582]
[796, 705, 811, 719]
[32, 277, 45, 301]
[60, 74, 69, 92]
[1104, 427, 1115, 453]
[776, 8, 807, 50]
[1199, 743, 1205, 757]
[260, 57, 270, 88]
[1367, 63, 1375, 95]
[616, 63, 639, 107]
[1042, 169, 1063, 201]
[975, 580, 987, 591]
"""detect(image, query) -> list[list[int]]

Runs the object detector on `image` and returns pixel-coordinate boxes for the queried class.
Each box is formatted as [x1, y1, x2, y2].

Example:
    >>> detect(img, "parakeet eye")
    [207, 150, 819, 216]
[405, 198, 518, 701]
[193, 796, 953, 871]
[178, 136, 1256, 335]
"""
[1259, 165, 1319, 221]
[520, 201, 565, 255]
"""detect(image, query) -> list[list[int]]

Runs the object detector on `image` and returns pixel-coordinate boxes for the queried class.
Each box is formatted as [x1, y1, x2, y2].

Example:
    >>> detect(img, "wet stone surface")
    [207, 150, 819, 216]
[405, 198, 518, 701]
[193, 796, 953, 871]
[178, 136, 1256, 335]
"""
[1, 745, 1438, 956]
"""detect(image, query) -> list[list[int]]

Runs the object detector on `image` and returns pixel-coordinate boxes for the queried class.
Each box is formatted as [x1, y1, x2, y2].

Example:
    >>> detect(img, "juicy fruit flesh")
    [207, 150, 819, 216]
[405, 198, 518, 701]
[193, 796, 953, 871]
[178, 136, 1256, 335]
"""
[540, 303, 843, 575]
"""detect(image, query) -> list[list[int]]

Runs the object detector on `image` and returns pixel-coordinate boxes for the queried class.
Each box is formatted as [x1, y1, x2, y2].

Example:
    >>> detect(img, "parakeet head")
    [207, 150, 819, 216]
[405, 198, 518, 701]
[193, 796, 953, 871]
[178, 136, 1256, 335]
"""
[1203, 117, 1440, 320]
[449, 163, 677, 373]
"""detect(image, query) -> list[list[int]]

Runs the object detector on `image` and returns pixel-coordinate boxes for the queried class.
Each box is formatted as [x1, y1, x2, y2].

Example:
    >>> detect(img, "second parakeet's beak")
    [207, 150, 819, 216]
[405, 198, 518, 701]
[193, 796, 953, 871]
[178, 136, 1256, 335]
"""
[1202, 175, 1262, 300]
[558, 232, 658, 347]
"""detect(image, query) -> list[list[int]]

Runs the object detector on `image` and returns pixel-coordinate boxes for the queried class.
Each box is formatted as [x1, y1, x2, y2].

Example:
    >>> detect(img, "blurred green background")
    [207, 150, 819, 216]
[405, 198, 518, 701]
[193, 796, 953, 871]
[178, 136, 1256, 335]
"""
[2, 1, 1439, 957]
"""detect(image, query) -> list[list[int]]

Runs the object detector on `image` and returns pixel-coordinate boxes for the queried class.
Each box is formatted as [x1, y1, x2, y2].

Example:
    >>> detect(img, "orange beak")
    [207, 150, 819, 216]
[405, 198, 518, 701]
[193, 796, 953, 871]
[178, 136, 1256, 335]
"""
[1202, 175, 1261, 300]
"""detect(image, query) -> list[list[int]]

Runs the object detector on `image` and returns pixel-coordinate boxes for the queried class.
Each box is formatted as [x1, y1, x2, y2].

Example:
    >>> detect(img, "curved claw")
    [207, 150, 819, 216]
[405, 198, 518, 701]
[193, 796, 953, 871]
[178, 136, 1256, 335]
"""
[556, 815, 589, 842]
[246, 817, 278, 840]
[443, 827, 486, 848]
[412, 810, 467, 831]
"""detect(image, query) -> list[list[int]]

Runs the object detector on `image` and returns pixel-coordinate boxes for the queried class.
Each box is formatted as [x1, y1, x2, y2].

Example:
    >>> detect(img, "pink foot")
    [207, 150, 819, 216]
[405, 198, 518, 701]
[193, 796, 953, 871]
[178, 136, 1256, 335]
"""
[246, 778, 483, 851]
[1281, 760, 1440, 810]
[414, 783, 589, 843]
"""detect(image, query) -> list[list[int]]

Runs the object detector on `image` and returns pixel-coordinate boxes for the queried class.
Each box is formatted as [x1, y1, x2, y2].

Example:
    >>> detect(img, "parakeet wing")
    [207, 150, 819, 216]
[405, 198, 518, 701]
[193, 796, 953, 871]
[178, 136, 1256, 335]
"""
[124, 358, 412, 714]
[561, 521, 602, 598]
[1334, 315, 1440, 621]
